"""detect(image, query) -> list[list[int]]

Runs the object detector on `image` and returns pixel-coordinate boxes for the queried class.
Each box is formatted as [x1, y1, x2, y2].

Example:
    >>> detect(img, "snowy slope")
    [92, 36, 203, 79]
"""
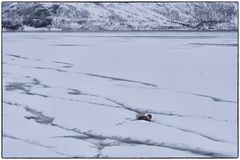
[3, 31, 237, 157]
[2, 2, 238, 31]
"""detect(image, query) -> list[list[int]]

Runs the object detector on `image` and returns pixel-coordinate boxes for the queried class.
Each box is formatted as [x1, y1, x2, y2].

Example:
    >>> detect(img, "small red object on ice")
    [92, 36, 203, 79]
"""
[137, 114, 152, 122]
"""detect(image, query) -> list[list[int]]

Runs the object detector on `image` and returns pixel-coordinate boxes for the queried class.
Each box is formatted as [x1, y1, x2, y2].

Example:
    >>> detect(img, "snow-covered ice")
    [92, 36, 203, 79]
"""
[2, 31, 237, 157]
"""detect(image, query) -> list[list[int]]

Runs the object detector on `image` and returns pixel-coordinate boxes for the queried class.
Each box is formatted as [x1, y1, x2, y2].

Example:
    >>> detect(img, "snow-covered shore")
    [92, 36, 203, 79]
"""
[2, 2, 238, 31]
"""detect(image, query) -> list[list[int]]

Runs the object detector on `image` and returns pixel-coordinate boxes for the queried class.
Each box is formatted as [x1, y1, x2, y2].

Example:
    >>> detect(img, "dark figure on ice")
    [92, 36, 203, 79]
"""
[137, 114, 152, 122]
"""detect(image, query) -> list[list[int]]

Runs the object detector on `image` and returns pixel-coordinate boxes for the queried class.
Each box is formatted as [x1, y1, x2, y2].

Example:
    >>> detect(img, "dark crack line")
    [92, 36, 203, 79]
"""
[3, 62, 67, 73]
[5, 54, 29, 60]
[3, 134, 54, 149]
[52, 61, 73, 65]
[32, 66, 67, 73]
[115, 84, 236, 104]
[152, 121, 229, 144]
[53, 151, 72, 157]
[84, 73, 157, 87]
[192, 93, 236, 103]
[3, 134, 74, 157]
[5, 54, 74, 67]
[3, 134, 20, 140]
[52, 135, 90, 140]
[146, 110, 234, 123]
[158, 87, 236, 104]
[101, 97, 145, 114]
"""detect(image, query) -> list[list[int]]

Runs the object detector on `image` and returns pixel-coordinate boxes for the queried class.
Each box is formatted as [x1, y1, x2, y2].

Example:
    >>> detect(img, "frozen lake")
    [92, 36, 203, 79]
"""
[3, 32, 238, 157]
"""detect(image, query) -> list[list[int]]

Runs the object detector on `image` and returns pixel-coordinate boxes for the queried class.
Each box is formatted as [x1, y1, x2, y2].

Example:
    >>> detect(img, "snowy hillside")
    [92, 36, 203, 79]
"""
[3, 32, 237, 157]
[2, 2, 238, 31]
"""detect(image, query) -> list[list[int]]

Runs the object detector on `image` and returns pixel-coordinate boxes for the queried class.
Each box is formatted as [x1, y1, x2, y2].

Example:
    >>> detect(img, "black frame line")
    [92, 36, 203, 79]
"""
[1, 1, 239, 159]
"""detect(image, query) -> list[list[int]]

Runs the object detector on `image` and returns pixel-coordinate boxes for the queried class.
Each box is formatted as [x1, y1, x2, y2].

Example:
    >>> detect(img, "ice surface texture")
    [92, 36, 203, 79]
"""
[3, 32, 237, 157]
